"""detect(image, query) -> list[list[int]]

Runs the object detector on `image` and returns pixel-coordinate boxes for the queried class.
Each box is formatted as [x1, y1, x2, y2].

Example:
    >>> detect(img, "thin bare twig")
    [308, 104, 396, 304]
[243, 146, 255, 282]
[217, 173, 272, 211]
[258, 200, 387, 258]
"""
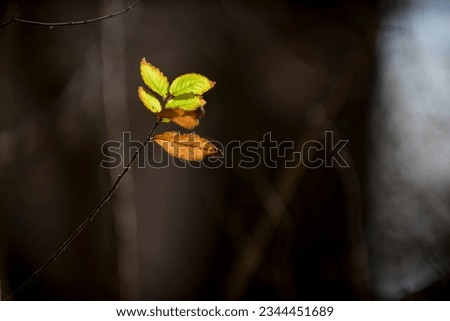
[0, 0, 143, 29]
[5, 120, 160, 300]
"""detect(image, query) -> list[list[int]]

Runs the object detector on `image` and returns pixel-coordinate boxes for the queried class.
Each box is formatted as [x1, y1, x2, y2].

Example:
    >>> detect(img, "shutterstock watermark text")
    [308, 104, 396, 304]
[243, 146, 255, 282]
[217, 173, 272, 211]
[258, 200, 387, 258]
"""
[100, 131, 349, 169]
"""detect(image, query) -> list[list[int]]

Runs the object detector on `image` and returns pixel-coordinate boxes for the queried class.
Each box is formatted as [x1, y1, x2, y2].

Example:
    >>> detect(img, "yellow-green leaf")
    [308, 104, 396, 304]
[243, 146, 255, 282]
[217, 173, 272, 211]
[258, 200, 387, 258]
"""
[169, 73, 215, 96]
[166, 93, 206, 111]
[140, 58, 169, 97]
[138, 86, 162, 113]
[153, 131, 220, 161]
[157, 106, 205, 129]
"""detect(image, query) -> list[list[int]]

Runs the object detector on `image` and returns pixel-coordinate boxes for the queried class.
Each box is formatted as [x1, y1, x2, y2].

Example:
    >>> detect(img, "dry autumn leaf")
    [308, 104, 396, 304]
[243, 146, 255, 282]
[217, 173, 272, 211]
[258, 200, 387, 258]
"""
[157, 106, 205, 129]
[153, 131, 219, 161]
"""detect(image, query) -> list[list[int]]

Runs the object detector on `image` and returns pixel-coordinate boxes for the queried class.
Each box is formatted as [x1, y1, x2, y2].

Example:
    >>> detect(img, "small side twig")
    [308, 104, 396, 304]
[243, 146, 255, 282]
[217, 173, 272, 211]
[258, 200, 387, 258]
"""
[5, 120, 160, 300]
[0, 0, 143, 30]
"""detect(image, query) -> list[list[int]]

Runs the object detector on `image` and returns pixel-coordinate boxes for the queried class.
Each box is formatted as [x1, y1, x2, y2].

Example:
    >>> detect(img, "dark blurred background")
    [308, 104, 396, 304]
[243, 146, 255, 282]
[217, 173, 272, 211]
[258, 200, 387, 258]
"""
[0, 0, 449, 300]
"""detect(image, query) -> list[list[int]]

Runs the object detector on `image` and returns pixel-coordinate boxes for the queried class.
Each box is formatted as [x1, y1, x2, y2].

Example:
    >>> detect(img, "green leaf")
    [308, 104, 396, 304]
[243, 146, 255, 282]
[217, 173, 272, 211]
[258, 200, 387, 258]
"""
[169, 73, 215, 96]
[140, 58, 169, 97]
[166, 93, 206, 111]
[138, 86, 162, 113]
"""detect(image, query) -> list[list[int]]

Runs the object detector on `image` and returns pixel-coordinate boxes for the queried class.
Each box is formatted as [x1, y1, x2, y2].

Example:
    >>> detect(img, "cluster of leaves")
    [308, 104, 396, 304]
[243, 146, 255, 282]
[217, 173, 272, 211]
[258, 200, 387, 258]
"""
[138, 58, 219, 161]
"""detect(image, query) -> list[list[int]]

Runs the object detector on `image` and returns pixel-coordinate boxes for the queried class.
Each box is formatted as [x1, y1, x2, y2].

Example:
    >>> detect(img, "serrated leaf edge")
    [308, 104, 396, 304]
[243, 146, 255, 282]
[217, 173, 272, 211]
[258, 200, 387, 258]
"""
[140, 58, 169, 97]
[169, 73, 216, 96]
[166, 95, 206, 111]
[138, 86, 162, 113]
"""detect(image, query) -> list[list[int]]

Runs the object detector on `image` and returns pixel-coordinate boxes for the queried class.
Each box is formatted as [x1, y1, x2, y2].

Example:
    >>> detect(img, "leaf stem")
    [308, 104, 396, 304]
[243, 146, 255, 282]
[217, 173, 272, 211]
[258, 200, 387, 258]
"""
[5, 120, 161, 300]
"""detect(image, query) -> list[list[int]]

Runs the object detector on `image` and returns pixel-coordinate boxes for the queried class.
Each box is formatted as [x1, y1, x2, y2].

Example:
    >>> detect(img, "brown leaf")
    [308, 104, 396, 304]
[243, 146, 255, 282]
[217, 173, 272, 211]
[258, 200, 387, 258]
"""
[153, 131, 220, 161]
[157, 106, 205, 129]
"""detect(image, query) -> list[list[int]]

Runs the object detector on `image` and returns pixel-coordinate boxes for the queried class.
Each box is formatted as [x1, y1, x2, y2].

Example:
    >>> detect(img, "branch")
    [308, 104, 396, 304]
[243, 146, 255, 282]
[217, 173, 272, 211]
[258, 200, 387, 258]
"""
[5, 120, 160, 300]
[0, 0, 143, 29]
[223, 7, 379, 299]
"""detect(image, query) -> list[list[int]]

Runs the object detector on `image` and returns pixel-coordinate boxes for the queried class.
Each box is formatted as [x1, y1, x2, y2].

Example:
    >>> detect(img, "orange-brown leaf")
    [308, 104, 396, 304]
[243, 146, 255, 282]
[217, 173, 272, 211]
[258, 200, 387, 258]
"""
[153, 131, 219, 161]
[157, 106, 205, 129]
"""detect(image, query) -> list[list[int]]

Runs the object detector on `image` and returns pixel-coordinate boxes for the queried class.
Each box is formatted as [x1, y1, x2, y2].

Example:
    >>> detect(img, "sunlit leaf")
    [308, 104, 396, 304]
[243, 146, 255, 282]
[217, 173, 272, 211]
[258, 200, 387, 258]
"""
[157, 106, 205, 129]
[166, 93, 206, 111]
[153, 131, 219, 161]
[140, 58, 169, 97]
[169, 73, 215, 96]
[138, 86, 162, 113]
